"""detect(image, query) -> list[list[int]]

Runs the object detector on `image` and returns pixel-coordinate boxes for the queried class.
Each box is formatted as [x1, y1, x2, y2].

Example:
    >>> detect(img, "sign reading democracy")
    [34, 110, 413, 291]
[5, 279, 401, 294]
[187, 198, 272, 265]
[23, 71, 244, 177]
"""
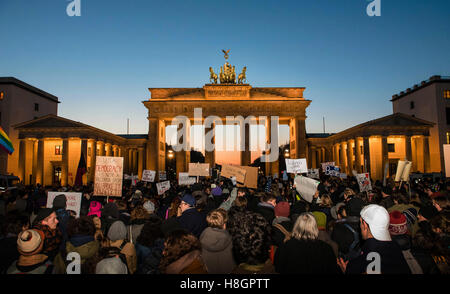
[47, 192, 82, 217]
[285, 158, 308, 174]
[142, 170, 156, 182]
[157, 181, 171, 195]
[94, 156, 123, 197]
[188, 163, 210, 177]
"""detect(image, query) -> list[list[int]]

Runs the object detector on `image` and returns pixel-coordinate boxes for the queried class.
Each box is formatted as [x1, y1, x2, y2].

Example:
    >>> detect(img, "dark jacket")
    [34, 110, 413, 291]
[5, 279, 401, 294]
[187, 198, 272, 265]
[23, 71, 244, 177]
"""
[271, 217, 293, 247]
[0, 235, 20, 274]
[199, 227, 236, 274]
[177, 208, 207, 238]
[255, 203, 275, 224]
[346, 238, 411, 274]
[274, 238, 340, 274]
[55, 208, 71, 250]
[136, 238, 165, 274]
[379, 196, 395, 210]
[32, 223, 63, 261]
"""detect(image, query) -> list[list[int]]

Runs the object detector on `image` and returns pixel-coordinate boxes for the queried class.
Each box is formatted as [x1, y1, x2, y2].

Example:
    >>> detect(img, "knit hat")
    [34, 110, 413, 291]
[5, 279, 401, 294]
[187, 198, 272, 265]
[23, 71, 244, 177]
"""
[33, 208, 55, 225]
[102, 203, 119, 219]
[274, 202, 290, 218]
[331, 202, 346, 220]
[96, 257, 128, 274]
[312, 211, 327, 230]
[346, 198, 365, 217]
[181, 194, 195, 207]
[360, 204, 391, 241]
[403, 208, 418, 228]
[87, 201, 102, 218]
[389, 210, 408, 236]
[17, 229, 45, 256]
[419, 205, 438, 220]
[52, 194, 67, 210]
[143, 200, 155, 214]
[107, 220, 127, 241]
[212, 187, 222, 196]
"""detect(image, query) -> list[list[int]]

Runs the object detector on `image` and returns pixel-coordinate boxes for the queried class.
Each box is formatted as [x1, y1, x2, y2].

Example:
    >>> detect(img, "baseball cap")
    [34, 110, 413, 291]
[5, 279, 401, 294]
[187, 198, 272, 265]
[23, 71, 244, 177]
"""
[360, 204, 391, 241]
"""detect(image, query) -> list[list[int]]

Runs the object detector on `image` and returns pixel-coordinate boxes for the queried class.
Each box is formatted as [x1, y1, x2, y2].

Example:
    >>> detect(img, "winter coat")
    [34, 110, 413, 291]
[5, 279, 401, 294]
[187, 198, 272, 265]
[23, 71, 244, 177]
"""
[127, 220, 146, 245]
[274, 238, 340, 274]
[379, 196, 395, 210]
[0, 234, 20, 274]
[110, 239, 137, 274]
[271, 217, 293, 247]
[391, 234, 423, 274]
[164, 250, 208, 274]
[136, 238, 165, 274]
[176, 208, 207, 238]
[255, 202, 275, 224]
[53, 235, 99, 274]
[32, 223, 63, 261]
[7, 255, 53, 274]
[318, 230, 339, 258]
[346, 238, 411, 274]
[199, 227, 236, 274]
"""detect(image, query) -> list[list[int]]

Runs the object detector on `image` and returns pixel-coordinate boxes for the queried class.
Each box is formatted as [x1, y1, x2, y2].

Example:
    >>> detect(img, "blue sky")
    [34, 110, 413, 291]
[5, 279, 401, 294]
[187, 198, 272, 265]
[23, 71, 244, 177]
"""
[1, 0, 449, 142]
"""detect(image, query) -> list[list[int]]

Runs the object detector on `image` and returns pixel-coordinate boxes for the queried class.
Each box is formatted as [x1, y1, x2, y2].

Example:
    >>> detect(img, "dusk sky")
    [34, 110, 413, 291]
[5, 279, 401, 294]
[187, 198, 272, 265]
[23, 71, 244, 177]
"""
[1, 0, 449, 163]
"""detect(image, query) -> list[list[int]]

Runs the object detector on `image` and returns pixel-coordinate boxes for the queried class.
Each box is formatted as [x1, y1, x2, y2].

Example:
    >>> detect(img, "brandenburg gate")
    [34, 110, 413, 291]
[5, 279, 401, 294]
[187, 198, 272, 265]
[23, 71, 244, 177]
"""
[143, 51, 311, 178]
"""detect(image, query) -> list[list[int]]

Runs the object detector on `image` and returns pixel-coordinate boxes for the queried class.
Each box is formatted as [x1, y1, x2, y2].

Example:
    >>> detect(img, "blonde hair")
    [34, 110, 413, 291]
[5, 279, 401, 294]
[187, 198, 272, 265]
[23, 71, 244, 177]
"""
[206, 209, 228, 229]
[319, 194, 333, 208]
[291, 213, 319, 240]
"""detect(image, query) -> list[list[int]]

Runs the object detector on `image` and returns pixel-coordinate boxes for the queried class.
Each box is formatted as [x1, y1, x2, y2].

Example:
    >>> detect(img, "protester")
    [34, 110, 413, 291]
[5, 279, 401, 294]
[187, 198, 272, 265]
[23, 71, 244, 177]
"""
[176, 194, 207, 238]
[32, 208, 62, 261]
[135, 216, 165, 274]
[106, 220, 137, 274]
[274, 212, 339, 274]
[255, 193, 276, 224]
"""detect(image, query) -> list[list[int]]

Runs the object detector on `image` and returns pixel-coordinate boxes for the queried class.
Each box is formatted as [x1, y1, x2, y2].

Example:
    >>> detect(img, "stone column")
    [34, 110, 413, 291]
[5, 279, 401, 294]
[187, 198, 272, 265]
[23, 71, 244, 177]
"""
[381, 136, 388, 180]
[205, 123, 216, 168]
[138, 147, 144, 180]
[62, 138, 69, 187]
[265, 117, 279, 176]
[36, 139, 45, 185]
[88, 139, 96, 184]
[175, 118, 190, 177]
[423, 136, 430, 173]
[32, 140, 38, 185]
[340, 141, 346, 174]
[18, 140, 26, 183]
[240, 123, 251, 167]
[363, 137, 371, 174]
[81, 139, 88, 185]
[296, 118, 307, 159]
[105, 143, 112, 156]
[97, 141, 105, 156]
[347, 139, 354, 175]
[355, 137, 362, 173]
[311, 147, 317, 169]
[405, 135, 412, 161]
[132, 149, 138, 175]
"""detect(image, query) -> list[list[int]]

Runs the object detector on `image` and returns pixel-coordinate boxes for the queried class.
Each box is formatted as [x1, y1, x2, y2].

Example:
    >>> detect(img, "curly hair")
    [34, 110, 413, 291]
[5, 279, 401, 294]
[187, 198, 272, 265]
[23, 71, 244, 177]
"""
[206, 209, 227, 229]
[159, 229, 201, 273]
[136, 216, 164, 247]
[131, 205, 150, 222]
[67, 216, 96, 237]
[227, 211, 272, 265]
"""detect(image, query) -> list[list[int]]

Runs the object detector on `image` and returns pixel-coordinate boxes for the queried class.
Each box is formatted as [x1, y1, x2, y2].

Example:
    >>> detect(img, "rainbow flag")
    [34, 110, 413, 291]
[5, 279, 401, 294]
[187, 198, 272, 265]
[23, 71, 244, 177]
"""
[0, 126, 14, 155]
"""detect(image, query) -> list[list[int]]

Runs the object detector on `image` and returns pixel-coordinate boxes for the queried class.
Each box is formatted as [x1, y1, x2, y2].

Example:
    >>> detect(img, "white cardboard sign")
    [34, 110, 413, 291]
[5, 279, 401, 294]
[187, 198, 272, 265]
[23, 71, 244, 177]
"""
[356, 173, 372, 192]
[179, 172, 196, 186]
[156, 181, 171, 195]
[47, 192, 82, 217]
[294, 175, 320, 203]
[286, 158, 308, 174]
[142, 170, 156, 182]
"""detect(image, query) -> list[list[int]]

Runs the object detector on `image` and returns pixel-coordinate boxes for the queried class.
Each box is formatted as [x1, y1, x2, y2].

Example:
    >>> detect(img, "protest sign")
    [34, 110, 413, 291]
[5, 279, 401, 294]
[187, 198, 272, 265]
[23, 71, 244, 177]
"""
[156, 181, 171, 195]
[395, 160, 412, 182]
[294, 175, 320, 203]
[47, 192, 82, 217]
[188, 163, 210, 177]
[237, 166, 259, 189]
[94, 156, 123, 197]
[307, 169, 320, 179]
[444, 145, 450, 177]
[179, 172, 196, 186]
[356, 173, 372, 192]
[325, 165, 340, 177]
[221, 164, 247, 184]
[339, 173, 347, 179]
[142, 170, 156, 182]
[159, 171, 167, 181]
[321, 162, 335, 173]
[285, 158, 308, 174]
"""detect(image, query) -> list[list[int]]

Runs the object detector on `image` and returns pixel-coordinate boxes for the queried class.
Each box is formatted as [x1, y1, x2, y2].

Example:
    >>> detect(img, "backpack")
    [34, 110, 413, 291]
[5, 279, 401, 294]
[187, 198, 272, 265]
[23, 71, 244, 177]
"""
[98, 241, 130, 273]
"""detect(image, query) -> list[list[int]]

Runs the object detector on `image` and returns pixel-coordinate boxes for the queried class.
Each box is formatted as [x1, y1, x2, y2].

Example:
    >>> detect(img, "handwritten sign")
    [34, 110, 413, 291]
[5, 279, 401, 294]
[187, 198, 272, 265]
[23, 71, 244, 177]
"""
[294, 175, 320, 203]
[221, 164, 247, 184]
[94, 156, 123, 197]
[285, 158, 308, 174]
[156, 181, 171, 195]
[47, 192, 82, 217]
[237, 166, 259, 189]
[395, 160, 412, 182]
[142, 170, 156, 182]
[179, 172, 196, 186]
[307, 169, 320, 179]
[159, 171, 167, 181]
[356, 173, 372, 192]
[321, 162, 335, 173]
[188, 163, 210, 177]
[325, 165, 340, 177]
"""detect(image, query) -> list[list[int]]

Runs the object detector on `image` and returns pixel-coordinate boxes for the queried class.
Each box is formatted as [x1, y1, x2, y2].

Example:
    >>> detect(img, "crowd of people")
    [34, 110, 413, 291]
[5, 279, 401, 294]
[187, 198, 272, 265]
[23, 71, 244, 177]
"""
[0, 171, 448, 275]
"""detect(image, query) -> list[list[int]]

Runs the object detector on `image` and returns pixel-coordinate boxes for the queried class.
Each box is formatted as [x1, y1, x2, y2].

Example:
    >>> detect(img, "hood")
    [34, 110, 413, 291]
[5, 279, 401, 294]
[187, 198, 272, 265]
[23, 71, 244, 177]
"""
[199, 227, 232, 252]
[66, 237, 99, 259]
[166, 250, 201, 274]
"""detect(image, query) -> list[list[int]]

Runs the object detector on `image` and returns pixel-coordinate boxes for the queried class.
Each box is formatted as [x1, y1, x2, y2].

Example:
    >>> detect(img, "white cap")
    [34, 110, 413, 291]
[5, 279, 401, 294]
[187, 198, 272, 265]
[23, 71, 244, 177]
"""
[360, 204, 391, 241]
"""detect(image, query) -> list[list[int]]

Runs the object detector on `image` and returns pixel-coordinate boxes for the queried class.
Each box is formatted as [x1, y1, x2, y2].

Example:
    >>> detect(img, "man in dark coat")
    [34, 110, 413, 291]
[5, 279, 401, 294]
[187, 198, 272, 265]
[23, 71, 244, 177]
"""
[255, 193, 276, 224]
[176, 194, 207, 238]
